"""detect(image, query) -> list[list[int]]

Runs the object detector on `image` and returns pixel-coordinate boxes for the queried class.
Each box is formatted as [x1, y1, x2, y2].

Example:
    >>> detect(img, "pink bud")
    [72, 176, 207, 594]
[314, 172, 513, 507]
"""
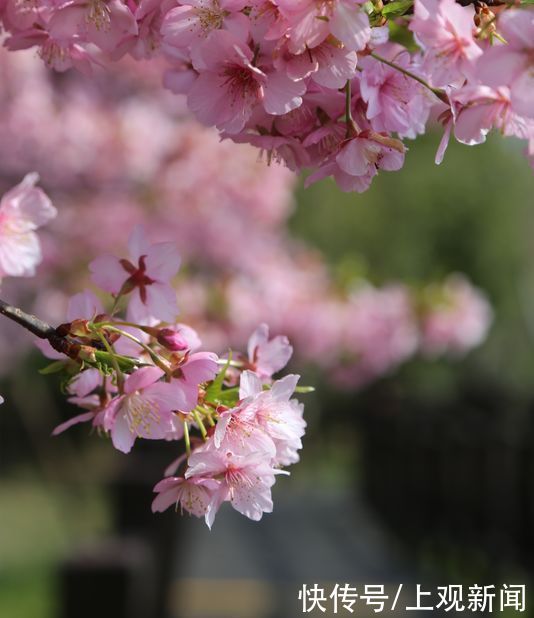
[157, 328, 189, 351]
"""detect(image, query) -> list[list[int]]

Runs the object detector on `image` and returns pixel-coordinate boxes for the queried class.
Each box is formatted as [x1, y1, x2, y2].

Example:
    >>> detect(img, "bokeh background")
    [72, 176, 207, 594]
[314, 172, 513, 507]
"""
[0, 46, 533, 617]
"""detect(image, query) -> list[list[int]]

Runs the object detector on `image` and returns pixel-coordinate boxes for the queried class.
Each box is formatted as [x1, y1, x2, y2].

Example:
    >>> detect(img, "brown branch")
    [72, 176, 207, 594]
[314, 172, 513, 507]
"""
[0, 298, 81, 359]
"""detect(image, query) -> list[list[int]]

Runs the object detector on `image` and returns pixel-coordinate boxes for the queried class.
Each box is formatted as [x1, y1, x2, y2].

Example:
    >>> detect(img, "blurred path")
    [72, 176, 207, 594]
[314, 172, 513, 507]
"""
[171, 488, 428, 618]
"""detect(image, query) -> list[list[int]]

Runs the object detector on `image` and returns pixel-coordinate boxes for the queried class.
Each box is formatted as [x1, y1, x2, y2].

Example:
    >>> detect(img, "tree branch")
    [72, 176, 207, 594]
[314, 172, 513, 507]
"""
[0, 298, 81, 359]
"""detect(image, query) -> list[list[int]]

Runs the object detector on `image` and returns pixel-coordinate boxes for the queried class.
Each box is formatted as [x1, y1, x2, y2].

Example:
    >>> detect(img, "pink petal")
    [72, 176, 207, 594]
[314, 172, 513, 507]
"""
[52, 411, 95, 436]
[124, 366, 164, 394]
[144, 282, 179, 323]
[247, 323, 269, 362]
[270, 374, 299, 401]
[89, 254, 126, 294]
[239, 370, 263, 399]
[111, 411, 136, 453]
[145, 242, 181, 281]
[263, 71, 305, 115]
[128, 224, 150, 262]
[181, 352, 219, 384]
[67, 290, 104, 321]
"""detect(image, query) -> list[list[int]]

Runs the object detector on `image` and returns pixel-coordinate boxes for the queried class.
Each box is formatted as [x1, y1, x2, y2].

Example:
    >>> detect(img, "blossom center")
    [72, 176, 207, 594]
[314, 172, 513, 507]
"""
[222, 66, 262, 104]
[86, 0, 112, 31]
[124, 393, 160, 435]
[120, 255, 156, 303]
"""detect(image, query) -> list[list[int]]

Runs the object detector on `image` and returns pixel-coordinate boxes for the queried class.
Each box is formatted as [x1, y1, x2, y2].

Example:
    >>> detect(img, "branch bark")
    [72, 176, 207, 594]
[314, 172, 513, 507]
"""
[0, 298, 81, 359]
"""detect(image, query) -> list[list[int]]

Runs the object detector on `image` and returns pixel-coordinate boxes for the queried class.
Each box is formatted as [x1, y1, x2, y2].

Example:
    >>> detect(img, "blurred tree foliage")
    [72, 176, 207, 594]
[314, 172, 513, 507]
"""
[291, 131, 534, 397]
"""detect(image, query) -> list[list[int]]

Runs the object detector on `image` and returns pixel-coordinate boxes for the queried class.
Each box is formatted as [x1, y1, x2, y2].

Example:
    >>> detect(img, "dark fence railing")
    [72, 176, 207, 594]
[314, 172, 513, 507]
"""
[358, 384, 534, 573]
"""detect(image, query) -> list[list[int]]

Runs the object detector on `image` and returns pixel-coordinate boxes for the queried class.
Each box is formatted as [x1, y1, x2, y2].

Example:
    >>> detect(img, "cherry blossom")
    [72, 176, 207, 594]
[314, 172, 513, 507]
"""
[186, 440, 285, 527]
[0, 0, 531, 188]
[0, 173, 57, 283]
[152, 476, 219, 516]
[102, 366, 188, 453]
[90, 225, 181, 323]
[247, 322, 293, 381]
[420, 275, 493, 357]
[477, 8, 534, 120]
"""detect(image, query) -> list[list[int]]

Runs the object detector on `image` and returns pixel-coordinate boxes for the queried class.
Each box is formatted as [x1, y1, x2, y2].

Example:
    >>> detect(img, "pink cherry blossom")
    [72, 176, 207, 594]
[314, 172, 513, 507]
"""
[215, 371, 305, 467]
[89, 225, 180, 323]
[420, 275, 493, 357]
[276, 0, 371, 54]
[161, 0, 249, 53]
[247, 322, 293, 380]
[436, 84, 532, 162]
[103, 366, 188, 453]
[330, 284, 419, 388]
[187, 30, 304, 134]
[151, 476, 220, 517]
[307, 130, 406, 193]
[410, 0, 482, 87]
[52, 364, 116, 436]
[172, 351, 219, 411]
[186, 439, 285, 527]
[477, 8, 534, 120]
[0, 173, 57, 282]
[359, 44, 434, 138]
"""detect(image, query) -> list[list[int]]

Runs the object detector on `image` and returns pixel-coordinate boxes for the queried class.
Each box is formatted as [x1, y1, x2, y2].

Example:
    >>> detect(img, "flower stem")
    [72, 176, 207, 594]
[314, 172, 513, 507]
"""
[183, 421, 191, 457]
[216, 358, 243, 368]
[344, 80, 359, 137]
[104, 325, 171, 375]
[370, 52, 449, 104]
[193, 409, 207, 439]
[95, 330, 124, 394]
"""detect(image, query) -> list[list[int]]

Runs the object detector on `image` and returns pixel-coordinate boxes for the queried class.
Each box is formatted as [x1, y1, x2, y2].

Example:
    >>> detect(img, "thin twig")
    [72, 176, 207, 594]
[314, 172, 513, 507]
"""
[370, 52, 450, 104]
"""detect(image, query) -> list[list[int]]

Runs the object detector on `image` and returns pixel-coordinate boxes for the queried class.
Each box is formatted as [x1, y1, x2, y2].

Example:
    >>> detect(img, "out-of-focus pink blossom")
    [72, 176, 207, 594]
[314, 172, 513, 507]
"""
[420, 275, 493, 357]
[90, 225, 181, 323]
[0, 173, 57, 282]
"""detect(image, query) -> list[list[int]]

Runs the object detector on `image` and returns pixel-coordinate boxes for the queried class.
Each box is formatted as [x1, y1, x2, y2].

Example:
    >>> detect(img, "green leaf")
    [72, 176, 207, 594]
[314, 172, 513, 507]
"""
[216, 387, 240, 407]
[39, 360, 66, 375]
[205, 352, 232, 404]
[382, 0, 413, 16]
[388, 20, 418, 50]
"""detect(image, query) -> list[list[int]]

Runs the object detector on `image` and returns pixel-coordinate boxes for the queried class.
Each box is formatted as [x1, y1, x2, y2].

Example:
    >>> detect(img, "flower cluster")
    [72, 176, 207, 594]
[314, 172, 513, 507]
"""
[0, 53, 493, 391]
[0, 0, 531, 192]
[32, 225, 307, 527]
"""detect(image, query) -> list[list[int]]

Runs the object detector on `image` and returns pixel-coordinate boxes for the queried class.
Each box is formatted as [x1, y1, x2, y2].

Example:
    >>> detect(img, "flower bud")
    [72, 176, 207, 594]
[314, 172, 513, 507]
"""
[157, 327, 189, 351]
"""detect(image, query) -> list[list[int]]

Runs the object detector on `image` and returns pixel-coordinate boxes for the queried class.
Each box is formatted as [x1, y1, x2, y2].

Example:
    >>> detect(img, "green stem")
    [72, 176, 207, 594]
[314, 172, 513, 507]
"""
[110, 293, 123, 317]
[216, 358, 243, 368]
[96, 331, 124, 394]
[370, 52, 449, 103]
[344, 80, 359, 137]
[193, 409, 207, 440]
[183, 421, 191, 457]
[104, 325, 171, 375]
